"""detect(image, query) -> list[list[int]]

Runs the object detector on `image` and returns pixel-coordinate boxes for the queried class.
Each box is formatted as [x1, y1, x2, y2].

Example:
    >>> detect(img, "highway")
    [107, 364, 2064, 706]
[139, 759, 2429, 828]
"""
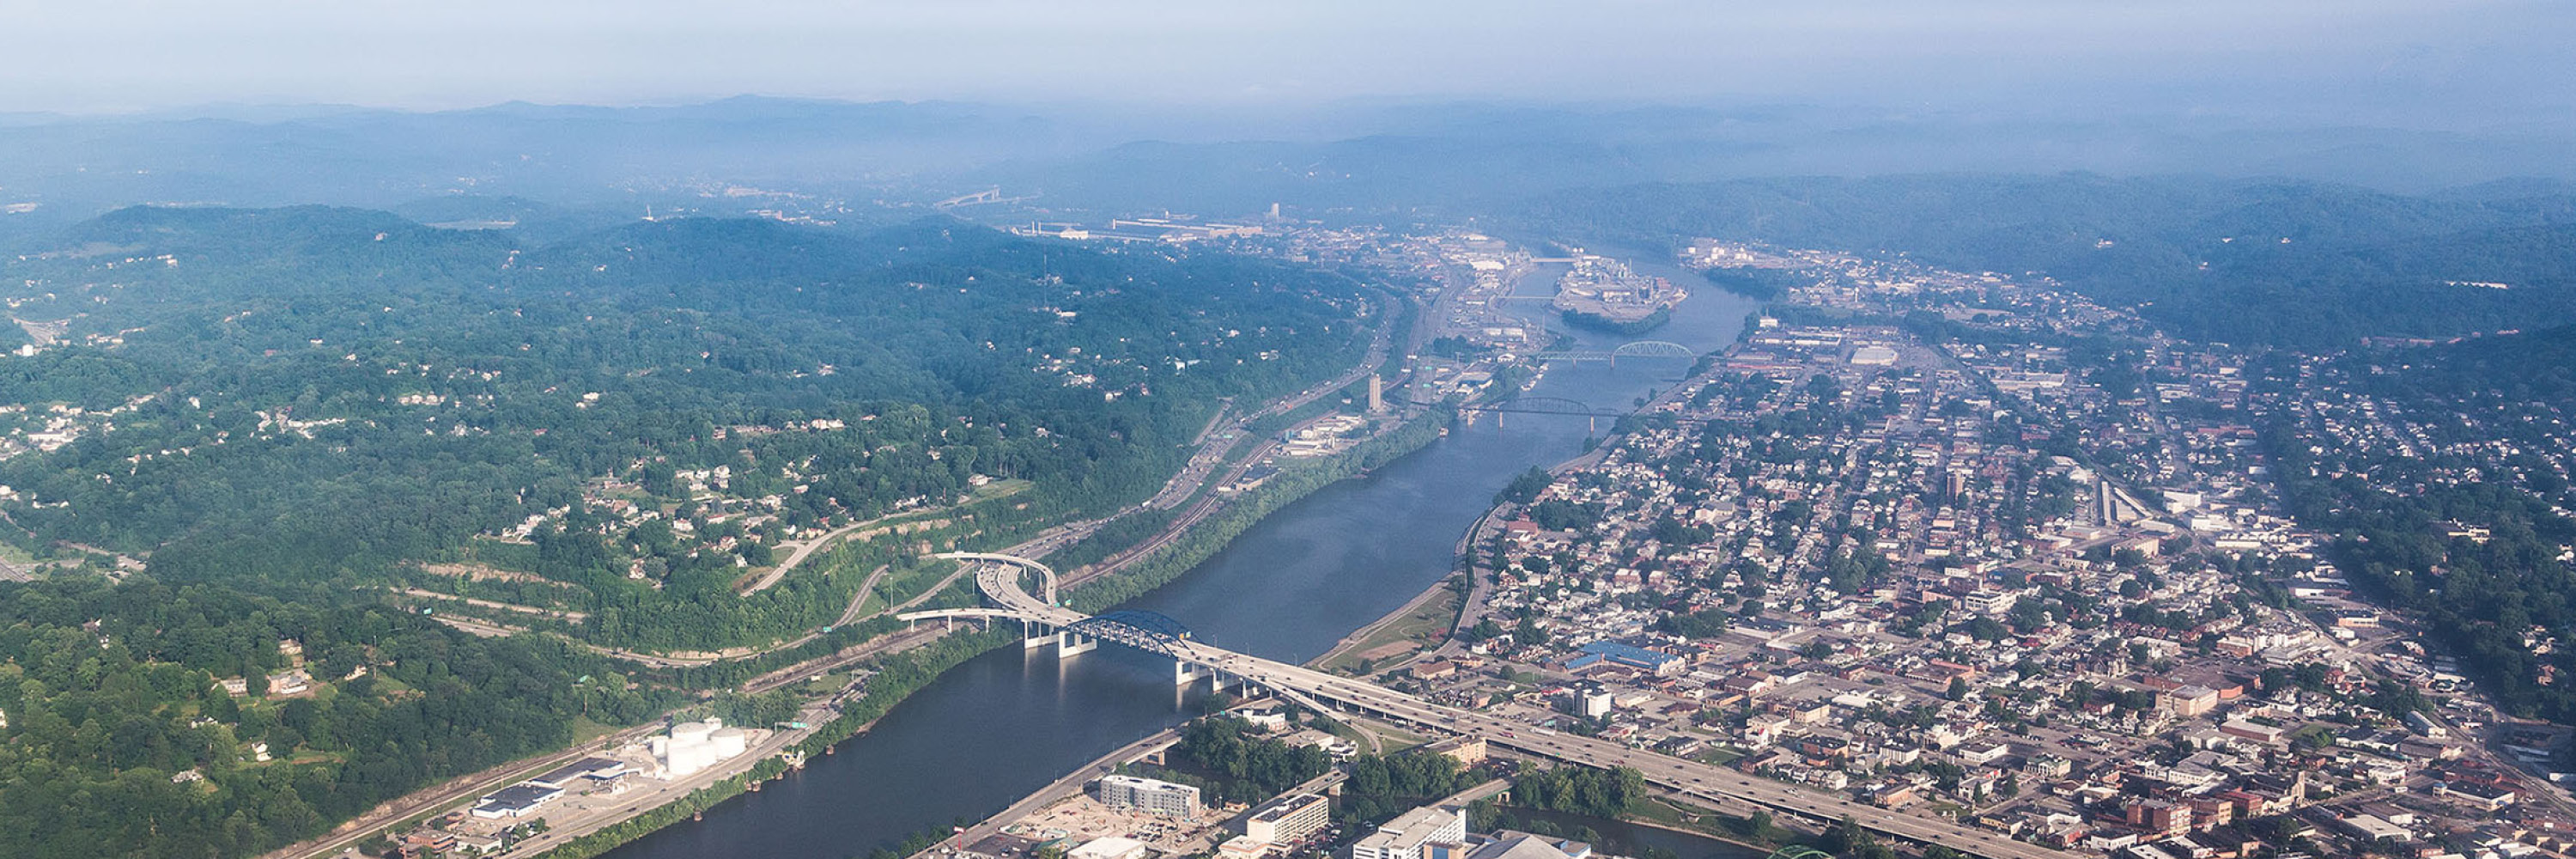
[905, 560, 2072, 859]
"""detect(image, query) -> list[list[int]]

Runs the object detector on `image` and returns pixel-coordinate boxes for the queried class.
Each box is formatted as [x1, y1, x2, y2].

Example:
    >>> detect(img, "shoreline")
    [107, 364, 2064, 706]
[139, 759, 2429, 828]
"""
[520, 410, 1453, 859]
[1558, 304, 1676, 336]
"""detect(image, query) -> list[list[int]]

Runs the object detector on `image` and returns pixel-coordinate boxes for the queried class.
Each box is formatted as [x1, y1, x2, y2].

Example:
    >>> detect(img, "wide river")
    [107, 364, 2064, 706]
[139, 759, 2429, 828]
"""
[608, 254, 1764, 859]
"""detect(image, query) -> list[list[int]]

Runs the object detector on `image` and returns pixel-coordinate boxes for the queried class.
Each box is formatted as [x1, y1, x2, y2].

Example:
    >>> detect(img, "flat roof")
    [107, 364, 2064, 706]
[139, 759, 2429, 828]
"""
[1249, 793, 1327, 822]
[478, 783, 563, 810]
[1577, 641, 1680, 665]
[532, 756, 626, 785]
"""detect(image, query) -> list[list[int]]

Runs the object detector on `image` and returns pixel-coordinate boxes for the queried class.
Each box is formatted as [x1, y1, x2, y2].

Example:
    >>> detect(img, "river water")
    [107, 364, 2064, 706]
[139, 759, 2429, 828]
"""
[606, 258, 1763, 859]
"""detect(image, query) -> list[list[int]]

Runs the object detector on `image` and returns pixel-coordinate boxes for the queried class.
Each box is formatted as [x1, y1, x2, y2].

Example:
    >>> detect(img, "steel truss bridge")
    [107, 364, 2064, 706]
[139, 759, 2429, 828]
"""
[1528, 339, 1696, 366]
[1451, 397, 1708, 434]
[895, 554, 2066, 859]
[1454, 396, 1624, 417]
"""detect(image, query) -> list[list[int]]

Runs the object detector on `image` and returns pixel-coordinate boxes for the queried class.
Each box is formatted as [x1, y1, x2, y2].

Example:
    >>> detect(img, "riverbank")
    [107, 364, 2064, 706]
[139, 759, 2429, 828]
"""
[525, 413, 1451, 859]
[1559, 305, 1674, 335]
[584, 242, 1763, 859]
[1066, 411, 1449, 612]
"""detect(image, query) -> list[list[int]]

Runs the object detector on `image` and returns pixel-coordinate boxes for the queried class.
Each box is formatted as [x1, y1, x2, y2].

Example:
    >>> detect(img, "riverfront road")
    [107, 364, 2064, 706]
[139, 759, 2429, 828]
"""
[267, 722, 669, 859]
[906, 570, 2070, 859]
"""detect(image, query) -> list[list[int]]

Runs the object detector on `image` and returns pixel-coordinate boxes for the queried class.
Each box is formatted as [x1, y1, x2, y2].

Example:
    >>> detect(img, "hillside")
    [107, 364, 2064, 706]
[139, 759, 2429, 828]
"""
[0, 207, 1373, 649]
[1509, 174, 2576, 349]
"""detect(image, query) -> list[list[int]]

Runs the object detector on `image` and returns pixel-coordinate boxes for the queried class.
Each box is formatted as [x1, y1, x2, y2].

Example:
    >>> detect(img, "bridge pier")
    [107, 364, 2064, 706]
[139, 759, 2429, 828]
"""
[1173, 660, 1210, 686]
[1024, 619, 1054, 649]
[1056, 631, 1097, 656]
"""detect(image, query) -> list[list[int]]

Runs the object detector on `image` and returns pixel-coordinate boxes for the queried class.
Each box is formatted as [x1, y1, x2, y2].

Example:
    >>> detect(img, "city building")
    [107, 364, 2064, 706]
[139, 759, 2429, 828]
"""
[1241, 792, 1330, 844]
[1351, 805, 1468, 859]
[1097, 774, 1203, 817]
[1422, 736, 1488, 767]
[1560, 685, 1613, 720]
[1070, 837, 1153, 859]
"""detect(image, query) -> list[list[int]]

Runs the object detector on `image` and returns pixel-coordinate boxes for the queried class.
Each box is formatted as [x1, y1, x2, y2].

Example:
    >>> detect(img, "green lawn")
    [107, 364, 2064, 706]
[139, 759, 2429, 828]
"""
[1317, 587, 1461, 673]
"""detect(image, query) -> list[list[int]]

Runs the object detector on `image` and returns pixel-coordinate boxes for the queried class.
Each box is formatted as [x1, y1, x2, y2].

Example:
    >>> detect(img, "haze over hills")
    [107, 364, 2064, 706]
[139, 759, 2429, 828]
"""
[0, 3, 2573, 856]
[3, 96, 2573, 235]
[0, 205, 1373, 645]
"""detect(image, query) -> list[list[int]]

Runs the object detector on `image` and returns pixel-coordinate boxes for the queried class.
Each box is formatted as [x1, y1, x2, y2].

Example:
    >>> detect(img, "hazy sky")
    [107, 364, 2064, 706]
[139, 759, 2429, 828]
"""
[2, 0, 2569, 121]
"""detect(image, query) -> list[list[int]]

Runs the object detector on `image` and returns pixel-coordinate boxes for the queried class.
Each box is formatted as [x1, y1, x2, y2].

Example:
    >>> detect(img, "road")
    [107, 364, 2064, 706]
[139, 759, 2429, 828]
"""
[267, 722, 669, 859]
[906, 565, 2070, 859]
[1137, 295, 1399, 515]
[501, 719, 815, 857]
[738, 515, 902, 596]
[947, 728, 1187, 848]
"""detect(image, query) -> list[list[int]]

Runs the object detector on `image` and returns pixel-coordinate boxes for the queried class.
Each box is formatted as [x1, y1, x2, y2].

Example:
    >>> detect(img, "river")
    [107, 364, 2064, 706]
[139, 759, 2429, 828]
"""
[605, 256, 1764, 859]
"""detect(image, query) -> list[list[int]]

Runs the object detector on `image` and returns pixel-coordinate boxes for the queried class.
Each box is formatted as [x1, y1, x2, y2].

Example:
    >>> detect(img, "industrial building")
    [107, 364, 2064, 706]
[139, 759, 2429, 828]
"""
[471, 783, 564, 819]
[530, 756, 629, 789]
[1096, 774, 1203, 818]
[651, 719, 750, 777]
[1240, 792, 1330, 844]
[1566, 641, 1685, 676]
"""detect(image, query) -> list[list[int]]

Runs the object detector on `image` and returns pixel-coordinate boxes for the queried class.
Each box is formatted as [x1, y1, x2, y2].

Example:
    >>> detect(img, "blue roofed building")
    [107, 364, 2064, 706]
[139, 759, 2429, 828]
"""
[1567, 641, 1685, 676]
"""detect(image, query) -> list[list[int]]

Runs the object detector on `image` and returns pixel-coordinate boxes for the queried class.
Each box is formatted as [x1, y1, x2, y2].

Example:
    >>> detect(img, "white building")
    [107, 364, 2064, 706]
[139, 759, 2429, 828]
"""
[1242, 792, 1331, 844]
[1352, 806, 1468, 859]
[1097, 774, 1202, 817]
[651, 719, 750, 777]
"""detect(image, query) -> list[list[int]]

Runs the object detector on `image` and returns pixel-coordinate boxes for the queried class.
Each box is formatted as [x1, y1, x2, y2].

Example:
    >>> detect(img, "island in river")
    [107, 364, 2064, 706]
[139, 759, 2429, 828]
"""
[1552, 253, 1686, 333]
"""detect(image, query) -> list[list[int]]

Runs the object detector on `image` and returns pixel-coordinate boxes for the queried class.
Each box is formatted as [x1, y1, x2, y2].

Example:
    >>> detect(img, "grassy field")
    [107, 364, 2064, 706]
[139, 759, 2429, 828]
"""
[1692, 746, 1744, 766]
[569, 715, 624, 745]
[0, 540, 43, 566]
[1318, 586, 1462, 673]
[870, 559, 961, 607]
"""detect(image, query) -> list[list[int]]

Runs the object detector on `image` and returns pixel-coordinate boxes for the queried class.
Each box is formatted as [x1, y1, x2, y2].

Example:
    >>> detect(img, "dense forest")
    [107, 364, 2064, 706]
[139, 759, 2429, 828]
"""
[0, 207, 1372, 647]
[0, 206, 1385, 859]
[0, 575, 677, 858]
[1511, 174, 2576, 348]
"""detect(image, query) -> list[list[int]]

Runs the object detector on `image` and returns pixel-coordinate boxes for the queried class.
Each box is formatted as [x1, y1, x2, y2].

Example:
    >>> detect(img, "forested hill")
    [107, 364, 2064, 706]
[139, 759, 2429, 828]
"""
[1510, 174, 2576, 349]
[2364, 323, 2576, 406]
[0, 207, 1373, 645]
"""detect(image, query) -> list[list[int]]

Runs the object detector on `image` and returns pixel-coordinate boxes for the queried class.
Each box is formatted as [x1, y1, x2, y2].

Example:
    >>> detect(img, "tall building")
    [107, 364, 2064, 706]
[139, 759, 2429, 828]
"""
[1097, 774, 1203, 817]
[1560, 685, 1613, 719]
[1242, 792, 1331, 844]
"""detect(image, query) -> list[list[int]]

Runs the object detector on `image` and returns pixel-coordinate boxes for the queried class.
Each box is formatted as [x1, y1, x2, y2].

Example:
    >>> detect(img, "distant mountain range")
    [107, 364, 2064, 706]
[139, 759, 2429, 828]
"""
[3, 96, 2573, 239]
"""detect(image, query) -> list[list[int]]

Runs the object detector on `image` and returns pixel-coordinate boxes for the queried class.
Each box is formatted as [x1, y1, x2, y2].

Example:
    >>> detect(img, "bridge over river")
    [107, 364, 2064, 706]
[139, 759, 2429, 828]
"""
[902, 554, 2067, 859]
